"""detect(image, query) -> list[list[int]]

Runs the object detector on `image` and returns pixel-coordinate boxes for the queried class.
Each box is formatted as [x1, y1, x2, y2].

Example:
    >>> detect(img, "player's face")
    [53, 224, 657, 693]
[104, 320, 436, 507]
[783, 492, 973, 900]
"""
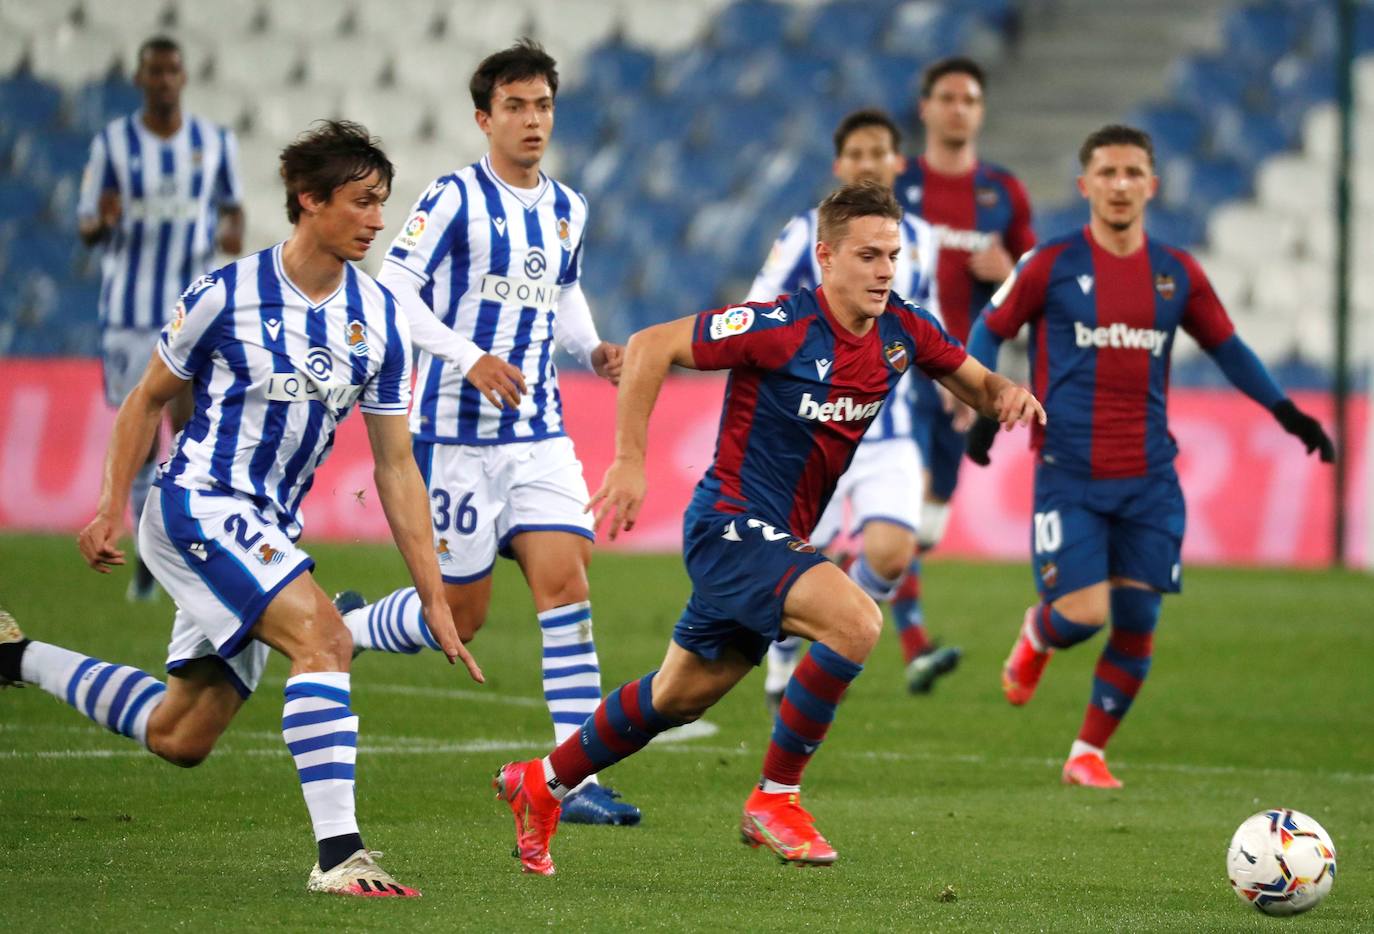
[920, 73, 984, 148]
[833, 125, 906, 190]
[818, 215, 902, 321]
[304, 171, 389, 263]
[135, 49, 185, 113]
[1077, 144, 1158, 232]
[477, 77, 555, 170]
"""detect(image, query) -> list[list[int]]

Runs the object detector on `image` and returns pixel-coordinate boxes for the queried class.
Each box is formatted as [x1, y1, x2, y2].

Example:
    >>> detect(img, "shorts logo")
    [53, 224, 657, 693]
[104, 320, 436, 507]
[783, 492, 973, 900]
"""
[1154, 273, 1176, 300]
[557, 217, 571, 250]
[883, 340, 909, 374]
[187, 542, 207, 561]
[256, 543, 284, 566]
[787, 539, 817, 554]
[1039, 560, 1059, 588]
[524, 247, 547, 278]
[305, 347, 335, 382]
[346, 321, 369, 357]
[975, 186, 999, 207]
[709, 306, 755, 340]
[396, 211, 428, 250]
[437, 537, 453, 564]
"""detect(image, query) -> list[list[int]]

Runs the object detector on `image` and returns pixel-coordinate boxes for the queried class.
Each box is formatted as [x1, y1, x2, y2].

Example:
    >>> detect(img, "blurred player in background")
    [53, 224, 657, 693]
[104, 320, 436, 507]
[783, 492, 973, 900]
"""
[2, 121, 480, 896]
[78, 35, 245, 602]
[966, 125, 1334, 788]
[893, 56, 1035, 662]
[747, 108, 959, 704]
[492, 181, 1044, 875]
[335, 40, 640, 826]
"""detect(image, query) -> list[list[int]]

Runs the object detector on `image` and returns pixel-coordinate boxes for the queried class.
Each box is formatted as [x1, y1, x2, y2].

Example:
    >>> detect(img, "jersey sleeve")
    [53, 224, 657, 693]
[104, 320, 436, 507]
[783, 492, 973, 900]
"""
[76, 130, 117, 221]
[157, 273, 227, 380]
[383, 176, 465, 288]
[744, 213, 813, 303]
[360, 290, 414, 415]
[213, 126, 243, 208]
[1174, 250, 1236, 350]
[980, 247, 1051, 339]
[689, 302, 805, 371]
[1001, 172, 1037, 260]
[894, 299, 967, 378]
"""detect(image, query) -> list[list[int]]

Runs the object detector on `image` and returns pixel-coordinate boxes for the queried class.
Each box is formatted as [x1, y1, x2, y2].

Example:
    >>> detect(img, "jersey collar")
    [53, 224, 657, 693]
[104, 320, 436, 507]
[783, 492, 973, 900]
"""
[815, 286, 875, 346]
[480, 154, 549, 209]
[273, 242, 347, 309]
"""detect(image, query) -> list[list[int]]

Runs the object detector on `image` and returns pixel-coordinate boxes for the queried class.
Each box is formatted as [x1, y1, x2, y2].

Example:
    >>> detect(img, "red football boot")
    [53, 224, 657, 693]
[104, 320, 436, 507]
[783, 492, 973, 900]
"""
[1002, 606, 1052, 706]
[493, 760, 561, 875]
[740, 788, 837, 866]
[1062, 752, 1123, 788]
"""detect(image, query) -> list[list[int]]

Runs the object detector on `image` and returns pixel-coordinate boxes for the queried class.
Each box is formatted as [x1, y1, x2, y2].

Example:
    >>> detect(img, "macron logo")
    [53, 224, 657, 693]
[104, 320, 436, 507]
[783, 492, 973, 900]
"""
[815, 358, 832, 380]
[1077, 275, 1093, 294]
[797, 393, 882, 423]
[1074, 320, 1169, 357]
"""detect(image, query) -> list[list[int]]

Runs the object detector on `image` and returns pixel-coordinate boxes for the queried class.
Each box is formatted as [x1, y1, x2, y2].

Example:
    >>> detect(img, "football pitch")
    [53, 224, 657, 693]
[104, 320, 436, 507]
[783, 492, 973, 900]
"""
[0, 532, 1370, 932]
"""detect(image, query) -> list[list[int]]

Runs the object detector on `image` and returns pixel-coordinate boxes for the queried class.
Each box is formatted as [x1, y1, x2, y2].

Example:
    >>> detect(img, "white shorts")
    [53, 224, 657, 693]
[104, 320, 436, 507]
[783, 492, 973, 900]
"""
[812, 437, 926, 550]
[101, 327, 160, 407]
[139, 485, 314, 697]
[412, 435, 595, 583]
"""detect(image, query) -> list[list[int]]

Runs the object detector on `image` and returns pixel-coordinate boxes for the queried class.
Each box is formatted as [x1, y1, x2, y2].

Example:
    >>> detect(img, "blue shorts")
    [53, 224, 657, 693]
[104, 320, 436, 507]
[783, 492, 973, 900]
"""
[912, 371, 964, 501]
[672, 510, 829, 666]
[1031, 463, 1185, 600]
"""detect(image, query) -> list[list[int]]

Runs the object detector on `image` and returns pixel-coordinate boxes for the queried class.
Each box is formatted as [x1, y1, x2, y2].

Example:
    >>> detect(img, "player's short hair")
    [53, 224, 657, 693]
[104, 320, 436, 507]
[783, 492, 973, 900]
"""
[279, 120, 394, 224]
[1078, 124, 1155, 169]
[833, 108, 902, 156]
[136, 35, 181, 68]
[920, 56, 985, 97]
[816, 179, 903, 245]
[470, 38, 559, 113]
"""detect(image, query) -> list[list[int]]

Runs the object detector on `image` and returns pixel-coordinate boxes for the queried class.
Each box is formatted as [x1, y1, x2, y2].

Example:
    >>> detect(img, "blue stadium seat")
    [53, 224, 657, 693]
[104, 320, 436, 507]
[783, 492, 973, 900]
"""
[11, 233, 79, 281]
[1130, 102, 1207, 163]
[70, 77, 142, 134]
[0, 177, 47, 220]
[711, 0, 795, 51]
[766, 48, 841, 102]
[1270, 54, 1336, 111]
[1169, 54, 1255, 117]
[802, 1, 891, 50]
[0, 75, 64, 130]
[1145, 205, 1204, 247]
[1169, 154, 1253, 208]
[1033, 203, 1088, 243]
[1209, 105, 1292, 170]
[886, 6, 977, 60]
[1222, 4, 1305, 69]
[580, 43, 657, 99]
[21, 129, 90, 184]
[959, 0, 1018, 35]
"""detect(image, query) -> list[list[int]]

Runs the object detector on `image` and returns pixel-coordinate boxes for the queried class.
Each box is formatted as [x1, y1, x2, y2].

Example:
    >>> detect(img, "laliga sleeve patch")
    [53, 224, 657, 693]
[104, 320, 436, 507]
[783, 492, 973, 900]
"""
[167, 300, 187, 340]
[709, 306, 755, 340]
[396, 210, 428, 251]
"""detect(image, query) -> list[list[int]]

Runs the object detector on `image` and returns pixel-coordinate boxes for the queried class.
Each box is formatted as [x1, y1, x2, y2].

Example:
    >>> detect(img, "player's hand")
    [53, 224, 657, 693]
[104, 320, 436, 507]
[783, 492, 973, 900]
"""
[965, 416, 1000, 466]
[993, 383, 1045, 430]
[590, 341, 625, 386]
[938, 383, 977, 432]
[586, 458, 646, 541]
[77, 513, 126, 573]
[1272, 400, 1335, 462]
[464, 353, 526, 409]
[968, 234, 1014, 283]
[421, 597, 485, 683]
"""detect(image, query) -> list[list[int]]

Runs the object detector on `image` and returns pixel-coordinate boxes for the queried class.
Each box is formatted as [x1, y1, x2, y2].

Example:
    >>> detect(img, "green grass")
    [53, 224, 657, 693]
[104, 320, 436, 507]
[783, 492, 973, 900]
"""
[1, 532, 1371, 932]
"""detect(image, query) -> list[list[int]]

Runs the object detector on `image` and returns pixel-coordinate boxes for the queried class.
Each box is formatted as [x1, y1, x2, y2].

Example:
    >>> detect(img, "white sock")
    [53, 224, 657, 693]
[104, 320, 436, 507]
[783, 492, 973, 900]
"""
[22, 641, 167, 746]
[1069, 739, 1104, 762]
[343, 588, 437, 654]
[849, 555, 901, 603]
[283, 672, 359, 841]
[1024, 611, 1048, 653]
[759, 779, 801, 795]
[539, 601, 602, 748]
[541, 756, 570, 801]
[764, 636, 803, 695]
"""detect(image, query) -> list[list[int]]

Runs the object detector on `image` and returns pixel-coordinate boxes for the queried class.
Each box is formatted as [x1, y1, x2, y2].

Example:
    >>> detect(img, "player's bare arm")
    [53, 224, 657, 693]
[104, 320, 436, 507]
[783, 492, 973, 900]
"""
[363, 412, 482, 681]
[937, 356, 1044, 430]
[587, 316, 696, 539]
[78, 353, 187, 572]
[217, 205, 244, 255]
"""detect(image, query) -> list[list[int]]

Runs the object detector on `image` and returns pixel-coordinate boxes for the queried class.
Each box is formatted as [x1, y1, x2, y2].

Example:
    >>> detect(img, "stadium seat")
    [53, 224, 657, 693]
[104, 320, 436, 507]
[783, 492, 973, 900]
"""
[0, 75, 64, 130]
[711, 0, 795, 51]
[1207, 203, 1302, 262]
[0, 0, 77, 37]
[0, 28, 26, 75]
[78, 0, 172, 38]
[621, 0, 720, 53]
[1256, 153, 1332, 213]
[264, 0, 353, 38]
[1169, 54, 1254, 118]
[20, 128, 90, 185]
[1209, 105, 1293, 171]
[212, 36, 304, 91]
[531, 0, 623, 64]
[886, 4, 977, 61]
[301, 39, 394, 89]
[802, 1, 889, 50]
[339, 88, 435, 148]
[579, 42, 656, 99]
[439, 0, 536, 54]
[0, 177, 47, 220]
[1165, 154, 1253, 210]
[29, 26, 126, 89]
[185, 85, 251, 131]
[170, 0, 262, 37]
[70, 77, 143, 134]
[1222, 3, 1305, 71]
[1189, 250, 1251, 311]
[246, 88, 341, 147]
[1131, 102, 1207, 163]
[348, 0, 445, 45]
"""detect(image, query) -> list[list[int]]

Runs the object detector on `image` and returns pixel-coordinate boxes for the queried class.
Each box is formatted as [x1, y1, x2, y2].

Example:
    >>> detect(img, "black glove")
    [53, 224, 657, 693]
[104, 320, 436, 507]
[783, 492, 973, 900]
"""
[965, 415, 1000, 466]
[1272, 399, 1335, 462]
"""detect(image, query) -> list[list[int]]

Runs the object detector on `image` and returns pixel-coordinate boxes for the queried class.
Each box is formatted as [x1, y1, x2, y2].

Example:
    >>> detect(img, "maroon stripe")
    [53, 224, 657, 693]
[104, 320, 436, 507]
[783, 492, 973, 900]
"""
[1108, 629, 1153, 659]
[618, 679, 647, 731]
[761, 744, 809, 786]
[1078, 704, 1119, 747]
[793, 655, 849, 703]
[778, 696, 826, 741]
[1088, 237, 1154, 478]
[1094, 657, 1143, 696]
[593, 704, 638, 756]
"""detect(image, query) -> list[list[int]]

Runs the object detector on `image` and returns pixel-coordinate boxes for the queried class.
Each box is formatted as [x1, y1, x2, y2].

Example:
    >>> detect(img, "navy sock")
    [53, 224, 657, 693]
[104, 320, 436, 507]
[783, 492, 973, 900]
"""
[318, 832, 366, 872]
[0, 638, 29, 682]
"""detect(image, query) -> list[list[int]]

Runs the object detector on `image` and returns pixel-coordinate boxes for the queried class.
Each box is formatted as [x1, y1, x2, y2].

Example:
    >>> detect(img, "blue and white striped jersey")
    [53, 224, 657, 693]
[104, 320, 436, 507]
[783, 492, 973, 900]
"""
[382, 154, 588, 446]
[155, 243, 411, 540]
[78, 111, 242, 331]
[746, 209, 942, 444]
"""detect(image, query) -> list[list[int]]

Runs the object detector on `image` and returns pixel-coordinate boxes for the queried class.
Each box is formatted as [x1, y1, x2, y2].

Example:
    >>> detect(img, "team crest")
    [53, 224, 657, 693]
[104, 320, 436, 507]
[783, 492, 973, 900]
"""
[1039, 561, 1058, 588]
[557, 217, 572, 250]
[436, 538, 453, 564]
[883, 340, 909, 374]
[256, 543, 284, 566]
[346, 321, 370, 357]
[1154, 273, 1176, 300]
[975, 186, 999, 207]
[709, 306, 755, 340]
[786, 539, 817, 554]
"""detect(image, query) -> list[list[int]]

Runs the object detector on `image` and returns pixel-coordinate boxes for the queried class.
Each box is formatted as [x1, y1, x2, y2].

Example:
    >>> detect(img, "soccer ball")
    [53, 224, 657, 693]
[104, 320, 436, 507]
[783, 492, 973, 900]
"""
[1226, 809, 1337, 916]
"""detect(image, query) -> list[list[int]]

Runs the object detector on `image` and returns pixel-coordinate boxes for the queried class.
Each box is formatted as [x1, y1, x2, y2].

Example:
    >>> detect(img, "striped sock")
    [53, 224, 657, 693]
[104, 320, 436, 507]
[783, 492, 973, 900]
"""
[282, 672, 359, 841]
[1078, 589, 1160, 749]
[546, 671, 680, 796]
[342, 588, 439, 654]
[848, 554, 901, 603]
[20, 641, 167, 746]
[539, 601, 602, 746]
[762, 642, 863, 788]
[1031, 602, 1103, 650]
[890, 559, 929, 663]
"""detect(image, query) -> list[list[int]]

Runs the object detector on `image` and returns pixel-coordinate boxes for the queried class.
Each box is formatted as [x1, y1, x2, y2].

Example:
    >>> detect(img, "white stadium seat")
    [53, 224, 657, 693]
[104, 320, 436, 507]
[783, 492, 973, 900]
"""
[1207, 203, 1303, 263]
[529, 0, 623, 69]
[0, 0, 77, 37]
[171, 0, 261, 37]
[440, 0, 534, 56]
[339, 88, 436, 148]
[620, 0, 721, 53]
[350, 0, 445, 45]
[29, 25, 125, 88]
[265, 0, 353, 38]
[301, 39, 394, 89]
[246, 87, 341, 145]
[79, 0, 171, 39]
[184, 86, 250, 131]
[212, 35, 305, 91]
[1190, 250, 1251, 311]
[1257, 154, 1332, 214]
[0, 29, 26, 74]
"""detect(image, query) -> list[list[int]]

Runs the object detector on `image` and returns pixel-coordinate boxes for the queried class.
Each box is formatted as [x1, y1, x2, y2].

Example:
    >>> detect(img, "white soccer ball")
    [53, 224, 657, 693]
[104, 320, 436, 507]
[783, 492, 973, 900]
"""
[1227, 809, 1337, 916]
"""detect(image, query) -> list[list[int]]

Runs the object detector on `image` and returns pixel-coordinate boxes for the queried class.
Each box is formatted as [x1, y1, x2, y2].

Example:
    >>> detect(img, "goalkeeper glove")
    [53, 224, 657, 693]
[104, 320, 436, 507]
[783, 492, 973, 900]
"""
[965, 416, 1000, 466]
[1271, 399, 1335, 462]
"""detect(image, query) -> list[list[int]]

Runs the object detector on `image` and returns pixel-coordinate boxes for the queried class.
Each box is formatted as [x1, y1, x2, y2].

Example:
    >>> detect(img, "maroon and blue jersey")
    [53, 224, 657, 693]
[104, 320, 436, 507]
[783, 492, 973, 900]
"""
[981, 227, 1236, 480]
[898, 157, 1035, 343]
[686, 286, 967, 537]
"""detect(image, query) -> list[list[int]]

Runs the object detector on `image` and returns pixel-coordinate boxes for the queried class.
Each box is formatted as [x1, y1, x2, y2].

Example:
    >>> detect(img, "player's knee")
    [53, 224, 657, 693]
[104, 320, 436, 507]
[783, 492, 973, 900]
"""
[148, 728, 215, 769]
[865, 543, 912, 582]
[535, 571, 589, 610]
[447, 598, 487, 643]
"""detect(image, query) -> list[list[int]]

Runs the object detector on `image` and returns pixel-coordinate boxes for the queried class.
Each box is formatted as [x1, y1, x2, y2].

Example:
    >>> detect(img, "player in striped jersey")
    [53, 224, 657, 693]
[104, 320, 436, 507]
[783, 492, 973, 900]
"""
[2, 122, 478, 897]
[966, 126, 1333, 788]
[78, 35, 245, 602]
[339, 40, 640, 826]
[748, 108, 960, 705]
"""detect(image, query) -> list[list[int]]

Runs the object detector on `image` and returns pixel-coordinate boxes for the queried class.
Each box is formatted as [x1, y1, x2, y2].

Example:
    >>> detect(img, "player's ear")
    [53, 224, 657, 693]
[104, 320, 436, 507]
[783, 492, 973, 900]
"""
[1146, 173, 1160, 200]
[474, 109, 492, 135]
[1075, 174, 1088, 199]
[815, 238, 833, 271]
[893, 153, 908, 174]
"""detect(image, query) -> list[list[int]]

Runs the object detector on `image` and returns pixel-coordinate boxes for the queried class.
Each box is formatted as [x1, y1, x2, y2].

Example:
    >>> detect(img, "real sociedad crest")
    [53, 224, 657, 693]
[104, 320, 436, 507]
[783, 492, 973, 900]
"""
[557, 217, 572, 250]
[883, 340, 909, 374]
[346, 321, 370, 357]
[1154, 273, 1176, 300]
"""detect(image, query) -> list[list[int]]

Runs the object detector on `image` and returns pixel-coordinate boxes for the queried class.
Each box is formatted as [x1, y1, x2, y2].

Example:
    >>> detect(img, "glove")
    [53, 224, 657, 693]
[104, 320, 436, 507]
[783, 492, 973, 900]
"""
[1271, 399, 1335, 462]
[965, 415, 1000, 466]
